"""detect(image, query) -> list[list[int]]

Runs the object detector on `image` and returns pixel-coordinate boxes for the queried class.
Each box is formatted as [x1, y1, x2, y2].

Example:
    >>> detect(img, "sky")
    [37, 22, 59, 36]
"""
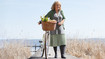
[0, 0, 105, 39]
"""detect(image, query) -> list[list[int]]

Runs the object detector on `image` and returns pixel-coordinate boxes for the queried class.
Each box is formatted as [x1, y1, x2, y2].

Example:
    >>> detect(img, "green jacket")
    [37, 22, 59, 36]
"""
[45, 10, 66, 29]
[45, 10, 65, 20]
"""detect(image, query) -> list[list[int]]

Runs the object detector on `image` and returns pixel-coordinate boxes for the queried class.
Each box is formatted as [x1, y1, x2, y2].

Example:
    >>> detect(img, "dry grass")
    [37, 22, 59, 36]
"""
[66, 39, 105, 59]
[0, 41, 31, 59]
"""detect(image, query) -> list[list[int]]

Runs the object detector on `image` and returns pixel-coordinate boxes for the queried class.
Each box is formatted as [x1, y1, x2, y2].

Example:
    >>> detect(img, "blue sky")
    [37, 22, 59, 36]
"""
[0, 0, 105, 39]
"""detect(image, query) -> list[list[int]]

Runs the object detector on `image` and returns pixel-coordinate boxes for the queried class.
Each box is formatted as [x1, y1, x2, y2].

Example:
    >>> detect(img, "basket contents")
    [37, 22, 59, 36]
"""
[40, 16, 49, 22]
[40, 16, 57, 31]
[40, 16, 57, 23]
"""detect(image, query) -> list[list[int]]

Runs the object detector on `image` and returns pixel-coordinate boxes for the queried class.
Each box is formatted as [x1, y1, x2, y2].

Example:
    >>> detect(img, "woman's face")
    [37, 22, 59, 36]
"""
[55, 3, 61, 11]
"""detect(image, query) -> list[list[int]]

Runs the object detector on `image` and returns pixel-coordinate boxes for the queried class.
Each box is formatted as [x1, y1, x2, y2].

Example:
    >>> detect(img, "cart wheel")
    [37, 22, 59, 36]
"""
[42, 31, 49, 59]
[41, 49, 44, 57]
[45, 33, 47, 59]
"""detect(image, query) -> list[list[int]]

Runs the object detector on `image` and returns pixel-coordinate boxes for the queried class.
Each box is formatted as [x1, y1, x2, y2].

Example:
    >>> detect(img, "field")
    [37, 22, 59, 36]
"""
[0, 39, 105, 59]
[0, 41, 31, 59]
[66, 39, 105, 59]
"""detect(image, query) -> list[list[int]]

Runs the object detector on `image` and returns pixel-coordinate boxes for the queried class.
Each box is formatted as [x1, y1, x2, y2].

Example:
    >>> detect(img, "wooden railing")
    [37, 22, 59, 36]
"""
[25, 40, 43, 52]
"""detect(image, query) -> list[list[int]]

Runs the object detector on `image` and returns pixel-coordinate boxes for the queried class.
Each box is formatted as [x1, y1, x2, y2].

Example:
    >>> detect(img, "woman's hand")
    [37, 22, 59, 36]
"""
[58, 22, 62, 26]
[38, 21, 41, 25]
[58, 20, 64, 26]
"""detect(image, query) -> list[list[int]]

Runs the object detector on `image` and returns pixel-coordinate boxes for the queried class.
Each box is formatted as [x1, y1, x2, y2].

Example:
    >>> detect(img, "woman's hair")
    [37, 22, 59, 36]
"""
[51, 1, 61, 10]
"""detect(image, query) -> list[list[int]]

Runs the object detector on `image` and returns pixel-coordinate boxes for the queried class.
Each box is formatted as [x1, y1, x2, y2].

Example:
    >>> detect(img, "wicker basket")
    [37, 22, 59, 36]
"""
[42, 21, 56, 31]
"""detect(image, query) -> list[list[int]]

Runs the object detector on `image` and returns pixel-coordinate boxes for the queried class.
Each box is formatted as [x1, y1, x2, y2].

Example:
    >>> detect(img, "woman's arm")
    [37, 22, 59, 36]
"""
[58, 10, 65, 25]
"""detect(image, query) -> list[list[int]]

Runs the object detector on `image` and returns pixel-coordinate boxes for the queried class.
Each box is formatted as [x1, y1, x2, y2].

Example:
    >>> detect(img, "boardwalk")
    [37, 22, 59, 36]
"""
[29, 47, 80, 59]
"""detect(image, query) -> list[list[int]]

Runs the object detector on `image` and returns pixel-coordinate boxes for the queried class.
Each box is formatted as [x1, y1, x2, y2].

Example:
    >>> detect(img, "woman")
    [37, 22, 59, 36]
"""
[39, 1, 66, 58]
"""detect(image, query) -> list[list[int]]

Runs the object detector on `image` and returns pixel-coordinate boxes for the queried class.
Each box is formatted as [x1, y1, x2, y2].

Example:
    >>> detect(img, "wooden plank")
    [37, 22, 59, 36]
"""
[29, 57, 66, 59]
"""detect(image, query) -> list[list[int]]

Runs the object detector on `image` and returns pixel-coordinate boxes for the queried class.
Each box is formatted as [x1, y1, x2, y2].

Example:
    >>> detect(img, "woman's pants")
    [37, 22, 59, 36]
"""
[53, 45, 66, 58]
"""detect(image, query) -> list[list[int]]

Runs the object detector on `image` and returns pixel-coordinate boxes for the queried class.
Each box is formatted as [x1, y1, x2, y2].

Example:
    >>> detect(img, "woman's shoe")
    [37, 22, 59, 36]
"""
[54, 54, 57, 58]
[61, 54, 66, 58]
